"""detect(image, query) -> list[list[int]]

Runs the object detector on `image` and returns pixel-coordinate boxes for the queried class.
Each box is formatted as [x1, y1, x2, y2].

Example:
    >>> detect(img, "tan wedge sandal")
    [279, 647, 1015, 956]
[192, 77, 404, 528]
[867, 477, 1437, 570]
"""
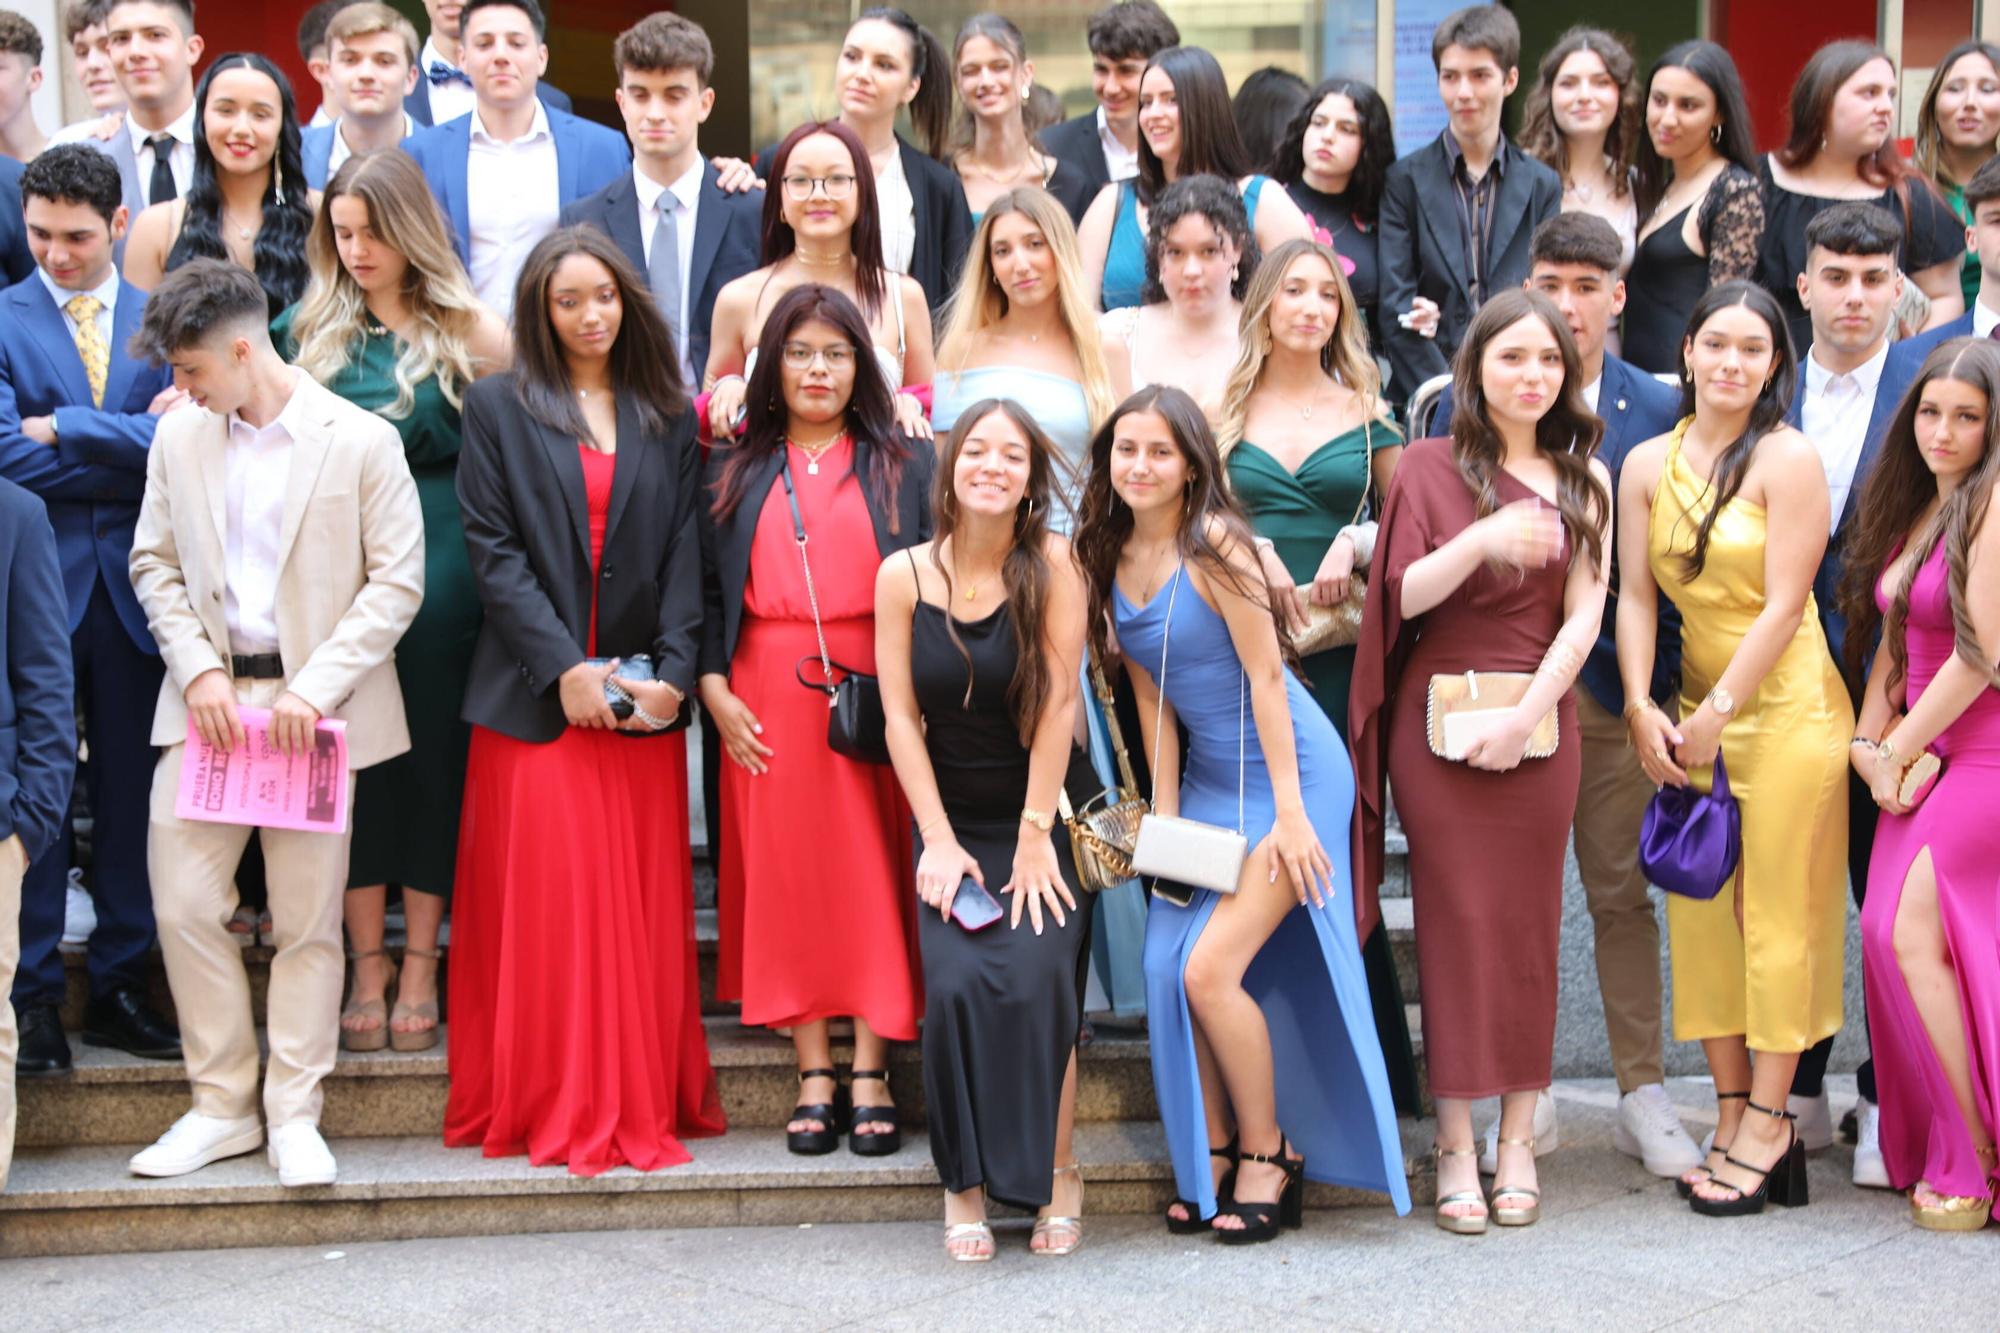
[340, 948, 397, 1053]
[1491, 1136, 1542, 1227]
[389, 945, 441, 1052]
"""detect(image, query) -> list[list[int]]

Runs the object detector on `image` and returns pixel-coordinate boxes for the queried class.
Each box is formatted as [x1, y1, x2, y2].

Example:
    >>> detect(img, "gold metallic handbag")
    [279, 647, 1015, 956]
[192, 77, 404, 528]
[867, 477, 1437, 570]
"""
[1291, 419, 1373, 657]
[1058, 657, 1147, 893]
[1425, 670, 1560, 761]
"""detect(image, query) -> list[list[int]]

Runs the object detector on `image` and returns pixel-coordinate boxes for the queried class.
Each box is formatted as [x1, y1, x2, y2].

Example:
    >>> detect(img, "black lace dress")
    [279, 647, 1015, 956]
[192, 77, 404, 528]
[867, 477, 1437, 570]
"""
[1623, 162, 1764, 374]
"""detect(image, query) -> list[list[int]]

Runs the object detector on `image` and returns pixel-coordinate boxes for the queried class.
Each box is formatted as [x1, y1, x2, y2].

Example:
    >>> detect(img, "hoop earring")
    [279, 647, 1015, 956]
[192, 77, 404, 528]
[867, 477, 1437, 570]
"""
[1709, 123, 1721, 145]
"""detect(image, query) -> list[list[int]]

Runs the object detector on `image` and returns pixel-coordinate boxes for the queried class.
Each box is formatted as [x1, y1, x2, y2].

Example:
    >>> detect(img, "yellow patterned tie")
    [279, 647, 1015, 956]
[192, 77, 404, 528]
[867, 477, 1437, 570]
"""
[66, 294, 107, 408]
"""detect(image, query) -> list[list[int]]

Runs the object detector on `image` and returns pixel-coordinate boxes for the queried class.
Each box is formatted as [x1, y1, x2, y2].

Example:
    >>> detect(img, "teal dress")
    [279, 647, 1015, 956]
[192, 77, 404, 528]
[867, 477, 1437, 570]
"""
[1226, 415, 1420, 1113]
[1943, 177, 1979, 310]
[274, 306, 481, 899]
[1101, 176, 1269, 312]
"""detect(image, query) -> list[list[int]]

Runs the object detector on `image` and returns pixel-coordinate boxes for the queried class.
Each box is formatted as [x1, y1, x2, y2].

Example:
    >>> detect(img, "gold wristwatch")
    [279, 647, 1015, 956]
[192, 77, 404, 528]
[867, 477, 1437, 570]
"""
[1020, 807, 1054, 832]
[1704, 685, 1736, 718]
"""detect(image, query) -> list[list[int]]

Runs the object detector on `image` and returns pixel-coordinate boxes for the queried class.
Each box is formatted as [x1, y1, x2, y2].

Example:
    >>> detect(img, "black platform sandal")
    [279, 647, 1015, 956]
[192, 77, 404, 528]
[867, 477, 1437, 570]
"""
[1677, 1090, 1749, 1199]
[1689, 1099, 1807, 1216]
[1166, 1135, 1238, 1234]
[846, 1069, 902, 1156]
[786, 1068, 844, 1156]
[1214, 1143, 1304, 1246]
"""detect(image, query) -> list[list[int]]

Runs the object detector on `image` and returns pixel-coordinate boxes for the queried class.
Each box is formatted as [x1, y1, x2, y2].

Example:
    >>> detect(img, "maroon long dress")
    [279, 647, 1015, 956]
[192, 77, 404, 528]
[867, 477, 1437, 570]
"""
[1351, 439, 1581, 1100]
[446, 444, 725, 1174]
[715, 437, 922, 1039]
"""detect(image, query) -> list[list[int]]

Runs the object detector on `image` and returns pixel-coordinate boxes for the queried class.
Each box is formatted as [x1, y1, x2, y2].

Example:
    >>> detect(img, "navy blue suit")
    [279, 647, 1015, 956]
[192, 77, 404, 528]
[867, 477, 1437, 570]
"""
[0, 156, 32, 286]
[0, 275, 171, 1007]
[405, 67, 569, 128]
[1433, 353, 1684, 714]
[404, 107, 631, 268]
[559, 162, 762, 389]
[300, 120, 418, 191]
[0, 477, 75, 869]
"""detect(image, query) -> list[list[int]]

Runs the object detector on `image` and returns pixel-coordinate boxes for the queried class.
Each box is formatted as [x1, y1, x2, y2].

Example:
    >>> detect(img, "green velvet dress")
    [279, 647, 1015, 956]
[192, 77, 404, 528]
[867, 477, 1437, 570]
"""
[274, 306, 481, 899]
[1227, 414, 1420, 1114]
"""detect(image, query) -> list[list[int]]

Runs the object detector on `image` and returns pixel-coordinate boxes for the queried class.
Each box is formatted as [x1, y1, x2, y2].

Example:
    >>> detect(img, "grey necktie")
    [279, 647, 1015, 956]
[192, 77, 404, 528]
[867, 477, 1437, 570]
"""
[648, 201, 684, 370]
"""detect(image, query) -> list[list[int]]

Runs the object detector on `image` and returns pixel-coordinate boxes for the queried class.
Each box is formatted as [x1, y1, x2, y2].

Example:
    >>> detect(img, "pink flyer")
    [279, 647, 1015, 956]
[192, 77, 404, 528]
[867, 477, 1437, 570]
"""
[174, 708, 351, 834]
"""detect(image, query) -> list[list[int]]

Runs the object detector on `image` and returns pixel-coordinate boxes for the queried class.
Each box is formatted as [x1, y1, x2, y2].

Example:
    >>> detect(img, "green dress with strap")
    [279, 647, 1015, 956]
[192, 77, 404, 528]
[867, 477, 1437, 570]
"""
[274, 305, 481, 900]
[1226, 413, 1420, 1115]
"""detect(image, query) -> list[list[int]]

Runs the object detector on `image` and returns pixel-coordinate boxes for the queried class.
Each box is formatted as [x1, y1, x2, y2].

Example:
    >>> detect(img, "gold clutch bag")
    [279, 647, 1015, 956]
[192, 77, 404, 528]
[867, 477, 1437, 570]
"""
[1294, 586, 1367, 656]
[1425, 670, 1559, 761]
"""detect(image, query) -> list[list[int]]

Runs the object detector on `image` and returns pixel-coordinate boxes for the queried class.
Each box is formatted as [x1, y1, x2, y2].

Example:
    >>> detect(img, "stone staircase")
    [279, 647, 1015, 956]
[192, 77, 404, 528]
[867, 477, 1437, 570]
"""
[5, 836, 1427, 1257]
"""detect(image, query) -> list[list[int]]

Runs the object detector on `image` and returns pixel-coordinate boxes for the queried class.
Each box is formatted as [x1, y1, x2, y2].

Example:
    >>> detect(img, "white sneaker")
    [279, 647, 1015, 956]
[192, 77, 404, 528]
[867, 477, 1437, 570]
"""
[1613, 1083, 1705, 1177]
[268, 1122, 337, 1187]
[128, 1110, 263, 1177]
[1478, 1087, 1560, 1174]
[1852, 1099, 1891, 1188]
[1790, 1091, 1835, 1152]
[61, 871, 96, 945]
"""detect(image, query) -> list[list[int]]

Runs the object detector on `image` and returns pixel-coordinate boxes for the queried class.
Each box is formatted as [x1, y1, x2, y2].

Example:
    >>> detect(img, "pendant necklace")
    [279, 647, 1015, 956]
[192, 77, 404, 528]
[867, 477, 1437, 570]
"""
[791, 433, 841, 475]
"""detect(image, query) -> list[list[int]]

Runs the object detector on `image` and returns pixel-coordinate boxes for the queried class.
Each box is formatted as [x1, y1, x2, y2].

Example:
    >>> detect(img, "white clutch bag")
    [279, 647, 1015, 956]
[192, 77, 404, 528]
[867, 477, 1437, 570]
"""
[1129, 567, 1249, 900]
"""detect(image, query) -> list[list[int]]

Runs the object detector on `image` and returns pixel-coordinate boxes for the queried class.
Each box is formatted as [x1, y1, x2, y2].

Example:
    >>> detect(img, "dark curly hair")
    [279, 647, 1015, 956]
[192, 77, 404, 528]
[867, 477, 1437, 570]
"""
[1140, 173, 1259, 305]
[165, 52, 313, 318]
[1267, 77, 1394, 223]
[20, 142, 125, 226]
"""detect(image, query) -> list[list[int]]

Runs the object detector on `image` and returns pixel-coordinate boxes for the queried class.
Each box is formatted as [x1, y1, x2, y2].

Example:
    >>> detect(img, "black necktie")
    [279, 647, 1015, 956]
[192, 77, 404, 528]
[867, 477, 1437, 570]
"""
[147, 133, 176, 205]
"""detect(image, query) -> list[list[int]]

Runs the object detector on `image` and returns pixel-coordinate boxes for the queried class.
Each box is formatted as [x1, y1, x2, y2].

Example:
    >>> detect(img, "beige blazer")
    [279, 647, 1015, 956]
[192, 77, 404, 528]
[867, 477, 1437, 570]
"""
[129, 373, 425, 770]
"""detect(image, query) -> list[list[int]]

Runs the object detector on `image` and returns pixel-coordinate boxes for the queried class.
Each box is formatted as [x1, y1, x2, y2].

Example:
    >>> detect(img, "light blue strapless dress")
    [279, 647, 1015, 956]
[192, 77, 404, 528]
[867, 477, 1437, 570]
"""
[1113, 565, 1409, 1217]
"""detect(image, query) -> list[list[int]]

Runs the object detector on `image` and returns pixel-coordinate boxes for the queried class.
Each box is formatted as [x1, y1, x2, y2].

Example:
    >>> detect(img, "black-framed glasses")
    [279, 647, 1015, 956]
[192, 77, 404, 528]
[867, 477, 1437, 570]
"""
[780, 172, 858, 201]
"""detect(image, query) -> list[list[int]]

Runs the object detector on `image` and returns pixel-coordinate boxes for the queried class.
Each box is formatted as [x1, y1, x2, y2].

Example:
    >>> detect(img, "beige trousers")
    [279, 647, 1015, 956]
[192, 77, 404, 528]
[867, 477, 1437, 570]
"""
[0, 832, 23, 1190]
[148, 677, 355, 1127]
[1572, 690, 1668, 1092]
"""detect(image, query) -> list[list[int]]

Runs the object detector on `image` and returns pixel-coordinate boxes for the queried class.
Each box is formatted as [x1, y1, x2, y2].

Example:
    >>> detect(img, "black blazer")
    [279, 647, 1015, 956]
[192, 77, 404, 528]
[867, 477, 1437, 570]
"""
[1039, 157, 1099, 227]
[699, 433, 935, 677]
[456, 373, 706, 743]
[1377, 135, 1561, 401]
[1038, 112, 1111, 199]
[559, 161, 763, 388]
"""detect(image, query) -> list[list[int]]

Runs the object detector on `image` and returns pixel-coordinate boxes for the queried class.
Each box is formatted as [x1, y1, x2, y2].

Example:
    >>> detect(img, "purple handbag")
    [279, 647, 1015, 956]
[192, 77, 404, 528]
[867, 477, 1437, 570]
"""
[1639, 751, 1742, 900]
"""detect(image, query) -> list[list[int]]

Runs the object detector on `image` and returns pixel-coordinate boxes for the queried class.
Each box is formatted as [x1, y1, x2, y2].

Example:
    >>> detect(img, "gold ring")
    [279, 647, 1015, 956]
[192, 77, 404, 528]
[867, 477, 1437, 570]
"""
[1656, 748, 1668, 761]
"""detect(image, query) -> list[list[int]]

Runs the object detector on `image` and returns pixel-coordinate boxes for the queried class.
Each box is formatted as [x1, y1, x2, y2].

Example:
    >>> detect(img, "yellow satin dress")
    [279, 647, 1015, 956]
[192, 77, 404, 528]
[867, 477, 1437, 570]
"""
[1647, 423, 1851, 1052]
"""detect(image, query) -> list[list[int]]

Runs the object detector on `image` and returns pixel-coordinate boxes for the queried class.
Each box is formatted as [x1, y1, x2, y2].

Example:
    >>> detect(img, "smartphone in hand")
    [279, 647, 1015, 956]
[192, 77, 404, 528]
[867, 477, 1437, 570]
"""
[950, 875, 1003, 931]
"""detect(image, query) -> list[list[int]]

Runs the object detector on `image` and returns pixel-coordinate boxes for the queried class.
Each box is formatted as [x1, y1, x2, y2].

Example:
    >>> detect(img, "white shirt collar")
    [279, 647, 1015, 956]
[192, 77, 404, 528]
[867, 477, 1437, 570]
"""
[127, 100, 195, 155]
[37, 264, 120, 316]
[636, 157, 702, 215]
[1805, 337, 1890, 399]
[1582, 374, 1602, 413]
[1975, 295, 2000, 339]
[470, 99, 551, 147]
[420, 35, 457, 75]
[228, 371, 310, 444]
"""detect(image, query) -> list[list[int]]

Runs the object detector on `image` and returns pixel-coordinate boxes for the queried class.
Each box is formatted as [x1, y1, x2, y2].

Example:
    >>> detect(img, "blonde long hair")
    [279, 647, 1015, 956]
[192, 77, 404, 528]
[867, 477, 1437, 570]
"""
[1215, 238, 1380, 453]
[291, 150, 485, 417]
[935, 186, 1116, 425]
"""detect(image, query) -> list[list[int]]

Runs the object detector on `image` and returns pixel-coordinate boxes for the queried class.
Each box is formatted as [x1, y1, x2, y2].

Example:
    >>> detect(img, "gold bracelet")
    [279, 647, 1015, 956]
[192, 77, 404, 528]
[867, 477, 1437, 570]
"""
[918, 814, 949, 838]
[1622, 698, 1660, 722]
[1538, 640, 1583, 679]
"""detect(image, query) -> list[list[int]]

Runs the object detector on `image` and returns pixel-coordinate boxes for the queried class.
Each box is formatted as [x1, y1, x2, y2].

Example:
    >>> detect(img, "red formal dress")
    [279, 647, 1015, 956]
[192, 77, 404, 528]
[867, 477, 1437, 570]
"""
[716, 438, 922, 1039]
[445, 444, 725, 1175]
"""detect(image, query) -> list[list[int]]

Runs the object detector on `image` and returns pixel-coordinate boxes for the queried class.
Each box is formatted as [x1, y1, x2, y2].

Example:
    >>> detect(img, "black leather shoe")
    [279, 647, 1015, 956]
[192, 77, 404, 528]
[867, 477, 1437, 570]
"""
[16, 1002, 73, 1075]
[82, 987, 183, 1060]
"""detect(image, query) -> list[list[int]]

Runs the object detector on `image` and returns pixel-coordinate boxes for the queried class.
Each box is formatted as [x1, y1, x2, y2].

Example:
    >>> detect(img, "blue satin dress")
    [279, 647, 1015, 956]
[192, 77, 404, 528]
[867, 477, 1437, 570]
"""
[1114, 565, 1409, 1218]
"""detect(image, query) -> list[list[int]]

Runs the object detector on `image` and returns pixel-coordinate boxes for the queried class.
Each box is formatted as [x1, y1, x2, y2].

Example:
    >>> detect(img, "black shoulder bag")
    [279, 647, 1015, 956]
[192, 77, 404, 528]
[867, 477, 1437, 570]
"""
[782, 455, 891, 764]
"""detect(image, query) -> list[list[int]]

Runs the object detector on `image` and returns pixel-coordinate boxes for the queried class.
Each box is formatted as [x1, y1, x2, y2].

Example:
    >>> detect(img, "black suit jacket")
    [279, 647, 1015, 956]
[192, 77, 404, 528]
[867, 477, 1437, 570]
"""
[405, 72, 571, 128]
[560, 162, 763, 388]
[1378, 135, 1561, 402]
[699, 434, 935, 677]
[1039, 112, 1111, 199]
[456, 373, 705, 743]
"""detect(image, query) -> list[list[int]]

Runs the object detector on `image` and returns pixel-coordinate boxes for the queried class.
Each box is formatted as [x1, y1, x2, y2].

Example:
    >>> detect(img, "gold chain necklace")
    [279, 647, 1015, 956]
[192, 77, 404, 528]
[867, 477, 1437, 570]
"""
[792, 248, 849, 269]
[788, 432, 843, 475]
[951, 542, 1006, 603]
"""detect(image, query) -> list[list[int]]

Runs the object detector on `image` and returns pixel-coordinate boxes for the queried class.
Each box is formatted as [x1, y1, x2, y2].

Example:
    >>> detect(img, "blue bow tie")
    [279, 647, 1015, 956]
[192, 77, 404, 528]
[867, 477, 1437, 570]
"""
[427, 60, 472, 89]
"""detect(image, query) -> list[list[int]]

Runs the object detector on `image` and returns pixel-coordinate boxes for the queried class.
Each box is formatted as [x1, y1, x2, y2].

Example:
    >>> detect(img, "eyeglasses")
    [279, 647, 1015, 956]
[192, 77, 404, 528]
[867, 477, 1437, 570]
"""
[781, 342, 856, 369]
[780, 172, 858, 201]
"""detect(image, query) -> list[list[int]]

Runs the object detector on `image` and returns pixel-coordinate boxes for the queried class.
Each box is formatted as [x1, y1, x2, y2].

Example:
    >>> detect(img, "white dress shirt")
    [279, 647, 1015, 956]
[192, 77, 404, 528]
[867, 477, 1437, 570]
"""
[635, 160, 703, 386]
[127, 102, 196, 199]
[1801, 339, 1889, 535]
[37, 265, 119, 345]
[875, 148, 915, 277]
[466, 101, 560, 319]
[420, 36, 477, 126]
[1582, 375, 1602, 415]
[1974, 296, 2000, 338]
[223, 373, 307, 655]
[1097, 105, 1138, 183]
[308, 104, 334, 129]
[327, 112, 416, 179]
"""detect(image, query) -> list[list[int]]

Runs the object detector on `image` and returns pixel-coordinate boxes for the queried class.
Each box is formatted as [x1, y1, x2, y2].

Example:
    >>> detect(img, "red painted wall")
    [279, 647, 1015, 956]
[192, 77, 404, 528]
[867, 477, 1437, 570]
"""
[1711, 0, 1879, 152]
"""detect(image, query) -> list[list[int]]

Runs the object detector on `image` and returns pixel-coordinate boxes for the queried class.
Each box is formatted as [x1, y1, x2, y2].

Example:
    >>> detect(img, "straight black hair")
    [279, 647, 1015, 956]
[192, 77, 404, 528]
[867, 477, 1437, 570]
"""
[1633, 40, 1758, 221]
[1135, 46, 1249, 207]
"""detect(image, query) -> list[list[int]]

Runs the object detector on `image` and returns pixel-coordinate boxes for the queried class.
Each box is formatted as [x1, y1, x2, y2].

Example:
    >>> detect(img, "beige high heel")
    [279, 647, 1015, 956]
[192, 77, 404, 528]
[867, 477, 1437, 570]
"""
[339, 948, 396, 1053]
[1031, 1163, 1085, 1256]
[1433, 1143, 1488, 1235]
[1491, 1136, 1542, 1227]
[389, 945, 441, 1052]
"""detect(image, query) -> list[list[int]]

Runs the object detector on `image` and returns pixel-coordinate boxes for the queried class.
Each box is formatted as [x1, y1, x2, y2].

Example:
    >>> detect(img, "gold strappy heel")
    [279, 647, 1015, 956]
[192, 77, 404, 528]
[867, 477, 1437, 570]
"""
[1433, 1143, 1488, 1235]
[1491, 1136, 1541, 1227]
[944, 1221, 995, 1262]
[1911, 1144, 1997, 1232]
[1031, 1163, 1085, 1256]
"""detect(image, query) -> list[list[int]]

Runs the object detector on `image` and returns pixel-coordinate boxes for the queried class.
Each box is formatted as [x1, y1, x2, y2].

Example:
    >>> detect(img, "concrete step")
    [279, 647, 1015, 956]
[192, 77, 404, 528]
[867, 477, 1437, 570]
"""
[0, 1119, 1435, 1259]
[14, 1016, 1164, 1148]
